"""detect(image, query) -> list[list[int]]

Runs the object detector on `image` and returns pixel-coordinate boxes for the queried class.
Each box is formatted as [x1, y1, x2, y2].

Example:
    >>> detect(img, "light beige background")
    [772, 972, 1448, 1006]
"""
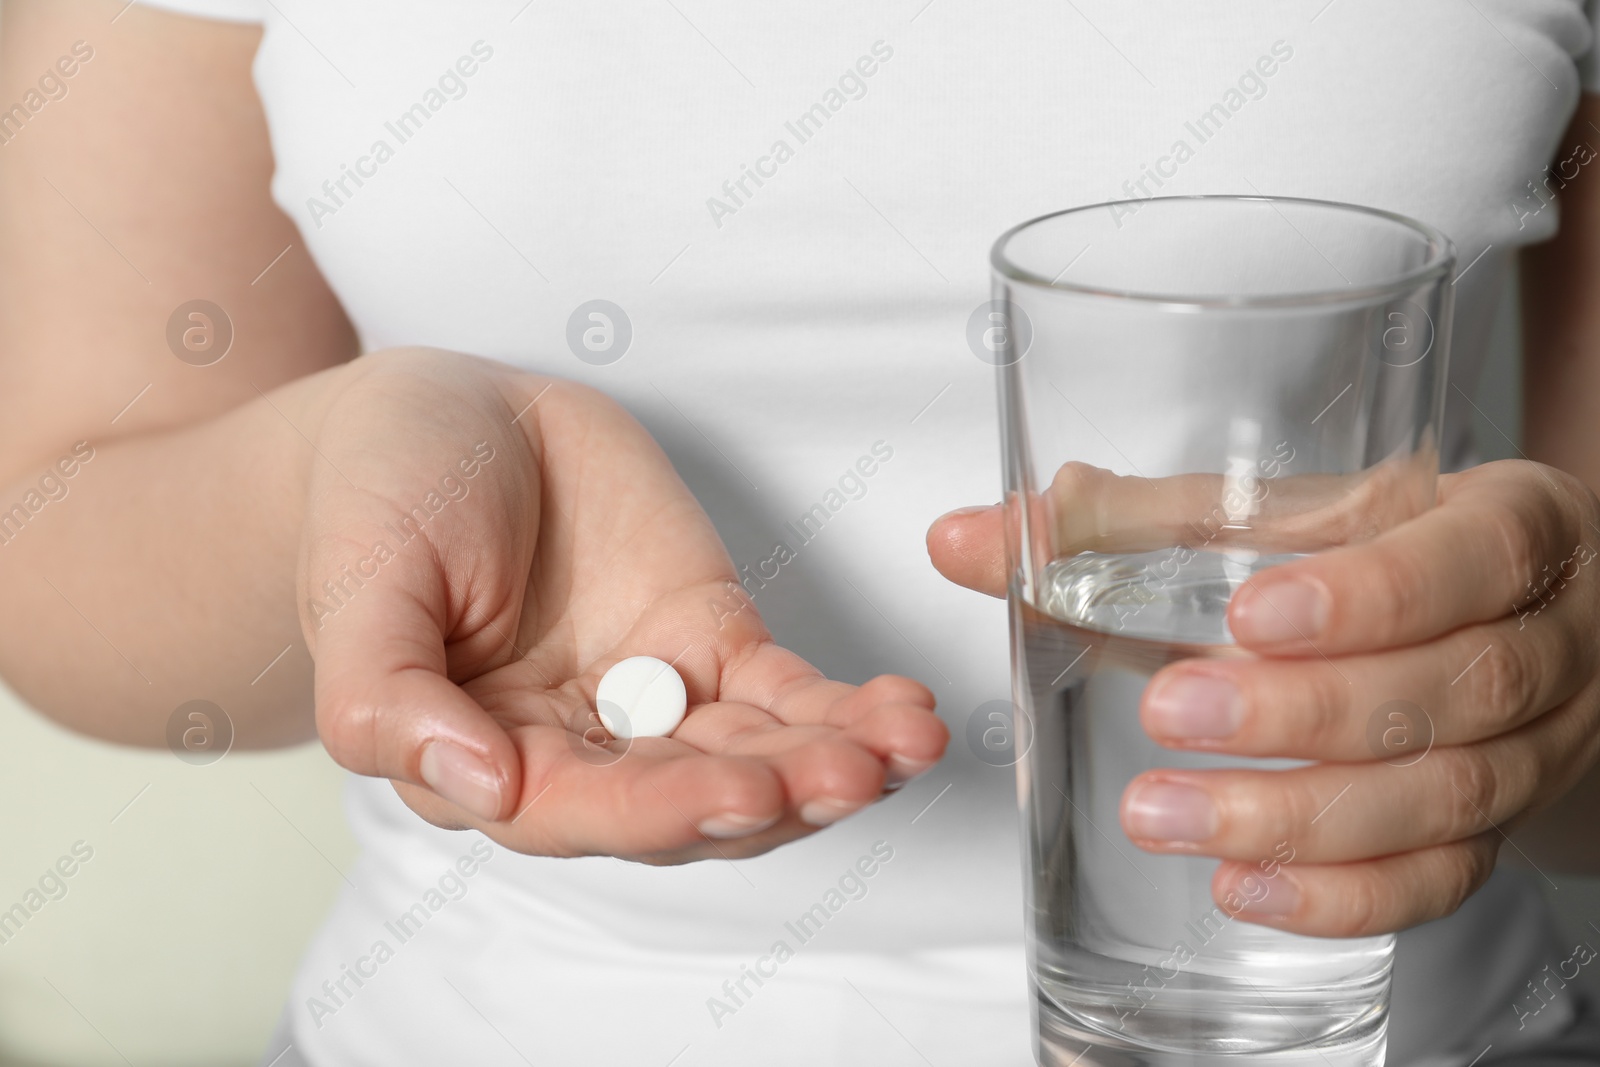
[0, 673, 352, 1067]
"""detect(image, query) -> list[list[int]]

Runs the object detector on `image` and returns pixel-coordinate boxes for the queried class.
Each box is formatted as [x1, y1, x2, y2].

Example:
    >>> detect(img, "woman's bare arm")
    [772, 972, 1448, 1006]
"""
[1511, 91, 1600, 872]
[0, 3, 951, 854]
[0, 0, 357, 746]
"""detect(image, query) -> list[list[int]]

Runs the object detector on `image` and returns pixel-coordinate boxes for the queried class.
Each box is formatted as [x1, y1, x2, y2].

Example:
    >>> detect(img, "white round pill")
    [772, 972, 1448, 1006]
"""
[595, 656, 688, 739]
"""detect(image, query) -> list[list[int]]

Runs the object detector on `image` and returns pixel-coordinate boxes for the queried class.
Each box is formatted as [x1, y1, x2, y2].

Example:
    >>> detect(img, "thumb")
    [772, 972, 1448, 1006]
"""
[301, 546, 521, 824]
[926, 504, 1006, 597]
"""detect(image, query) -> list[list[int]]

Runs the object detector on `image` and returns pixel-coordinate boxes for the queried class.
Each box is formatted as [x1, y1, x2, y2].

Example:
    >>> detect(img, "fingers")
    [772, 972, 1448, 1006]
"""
[757, 733, 889, 827]
[300, 355, 553, 824]
[754, 669, 948, 791]
[310, 551, 522, 823]
[444, 658, 945, 856]
[497, 717, 892, 855]
[672, 670, 948, 817]
[1211, 833, 1501, 938]
[669, 710, 888, 828]
[707, 639, 944, 768]
[449, 601, 944, 857]
[1140, 598, 1593, 759]
[318, 663, 522, 824]
[836, 700, 950, 785]
[466, 717, 910, 858]
[1229, 460, 1599, 655]
[929, 460, 1600, 660]
[927, 504, 1006, 596]
[713, 643, 935, 722]
[925, 457, 1430, 596]
[486, 728, 790, 856]
[1121, 693, 1594, 865]
[925, 463, 1185, 596]
[408, 698, 924, 857]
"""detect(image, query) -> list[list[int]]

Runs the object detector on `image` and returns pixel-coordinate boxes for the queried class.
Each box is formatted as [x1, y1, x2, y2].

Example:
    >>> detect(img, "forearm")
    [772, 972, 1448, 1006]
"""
[1521, 96, 1600, 490]
[0, 1, 372, 750]
[0, 361, 356, 749]
[1507, 92, 1600, 875]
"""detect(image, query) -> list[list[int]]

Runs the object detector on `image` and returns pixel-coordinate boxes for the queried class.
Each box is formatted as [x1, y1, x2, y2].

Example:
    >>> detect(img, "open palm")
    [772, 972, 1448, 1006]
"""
[298, 348, 946, 863]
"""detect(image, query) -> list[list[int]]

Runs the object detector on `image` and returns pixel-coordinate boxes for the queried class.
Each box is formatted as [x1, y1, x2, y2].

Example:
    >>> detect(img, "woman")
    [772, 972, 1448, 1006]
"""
[1, 0, 1598, 1063]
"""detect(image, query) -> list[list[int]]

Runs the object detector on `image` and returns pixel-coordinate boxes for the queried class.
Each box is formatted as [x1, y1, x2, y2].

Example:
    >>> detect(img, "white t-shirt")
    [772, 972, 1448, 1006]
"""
[139, 2, 1600, 1064]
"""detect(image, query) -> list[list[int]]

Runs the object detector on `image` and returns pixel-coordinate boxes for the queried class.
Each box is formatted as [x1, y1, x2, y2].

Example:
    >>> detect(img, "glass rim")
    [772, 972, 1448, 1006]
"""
[991, 194, 1457, 310]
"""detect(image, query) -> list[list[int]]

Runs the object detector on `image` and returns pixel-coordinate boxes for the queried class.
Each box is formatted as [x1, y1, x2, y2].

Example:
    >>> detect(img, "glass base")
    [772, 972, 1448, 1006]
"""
[1033, 983, 1388, 1067]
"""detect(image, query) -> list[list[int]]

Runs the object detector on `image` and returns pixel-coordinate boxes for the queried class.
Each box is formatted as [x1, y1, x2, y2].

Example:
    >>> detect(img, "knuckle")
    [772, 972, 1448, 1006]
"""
[1439, 746, 1502, 838]
[1367, 546, 1427, 639]
[1270, 775, 1327, 850]
[1499, 736, 1546, 812]
[371, 344, 448, 363]
[1445, 836, 1499, 911]
[1228, 672, 1273, 750]
[1050, 463, 1102, 537]
[1486, 491, 1542, 583]
[684, 763, 782, 822]
[1053, 461, 1098, 495]
[1472, 638, 1535, 720]
[864, 674, 936, 710]
[1331, 871, 1386, 937]
[314, 692, 380, 773]
[542, 374, 607, 412]
[1253, 664, 1342, 754]
[1536, 462, 1595, 526]
[350, 345, 470, 386]
[1299, 666, 1352, 753]
[1411, 838, 1497, 928]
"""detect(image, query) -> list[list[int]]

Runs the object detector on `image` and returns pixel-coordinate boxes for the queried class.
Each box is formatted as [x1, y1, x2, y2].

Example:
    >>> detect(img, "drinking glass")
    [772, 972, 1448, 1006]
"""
[989, 196, 1454, 1066]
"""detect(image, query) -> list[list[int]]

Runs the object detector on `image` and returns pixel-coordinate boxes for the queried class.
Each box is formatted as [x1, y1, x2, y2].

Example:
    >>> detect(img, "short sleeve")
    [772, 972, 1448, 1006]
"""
[1583, 0, 1600, 92]
[134, 0, 262, 22]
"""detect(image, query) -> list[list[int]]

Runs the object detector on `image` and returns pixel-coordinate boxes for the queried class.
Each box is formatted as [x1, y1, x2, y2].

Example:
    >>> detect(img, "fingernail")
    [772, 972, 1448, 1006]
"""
[800, 797, 862, 827]
[1124, 781, 1218, 843]
[885, 755, 936, 789]
[419, 742, 504, 822]
[698, 812, 780, 839]
[1145, 674, 1242, 741]
[1225, 872, 1300, 918]
[1234, 578, 1330, 644]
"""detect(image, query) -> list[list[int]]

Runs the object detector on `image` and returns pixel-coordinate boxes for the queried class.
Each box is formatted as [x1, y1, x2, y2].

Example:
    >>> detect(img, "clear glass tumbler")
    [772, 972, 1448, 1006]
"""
[990, 196, 1454, 1067]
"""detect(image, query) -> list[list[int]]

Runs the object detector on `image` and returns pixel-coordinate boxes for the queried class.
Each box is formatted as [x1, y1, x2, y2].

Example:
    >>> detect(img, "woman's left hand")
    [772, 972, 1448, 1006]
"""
[927, 458, 1600, 937]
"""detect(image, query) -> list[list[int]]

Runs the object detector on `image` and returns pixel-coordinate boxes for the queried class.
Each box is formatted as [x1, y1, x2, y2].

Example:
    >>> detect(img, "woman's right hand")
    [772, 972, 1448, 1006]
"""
[298, 348, 947, 863]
